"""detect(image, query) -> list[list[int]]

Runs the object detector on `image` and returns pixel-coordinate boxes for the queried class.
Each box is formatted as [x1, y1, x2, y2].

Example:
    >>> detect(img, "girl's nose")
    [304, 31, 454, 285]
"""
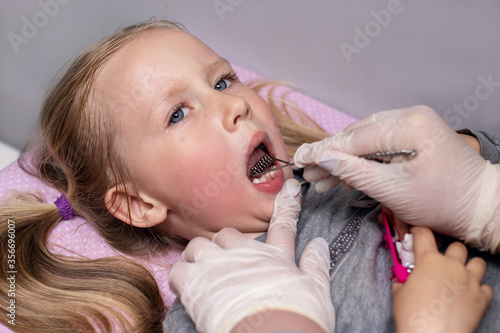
[222, 95, 252, 132]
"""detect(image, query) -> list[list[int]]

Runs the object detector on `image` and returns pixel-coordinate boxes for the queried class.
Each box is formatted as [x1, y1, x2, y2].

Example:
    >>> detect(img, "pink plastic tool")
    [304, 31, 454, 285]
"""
[382, 209, 411, 283]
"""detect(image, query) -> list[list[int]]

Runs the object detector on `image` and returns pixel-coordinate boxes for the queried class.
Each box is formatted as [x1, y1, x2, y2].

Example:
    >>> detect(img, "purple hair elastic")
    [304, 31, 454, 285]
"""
[54, 194, 74, 220]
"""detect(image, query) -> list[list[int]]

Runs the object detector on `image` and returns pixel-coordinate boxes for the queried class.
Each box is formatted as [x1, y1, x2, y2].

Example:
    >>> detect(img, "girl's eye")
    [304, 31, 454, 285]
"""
[169, 106, 190, 125]
[215, 78, 232, 91]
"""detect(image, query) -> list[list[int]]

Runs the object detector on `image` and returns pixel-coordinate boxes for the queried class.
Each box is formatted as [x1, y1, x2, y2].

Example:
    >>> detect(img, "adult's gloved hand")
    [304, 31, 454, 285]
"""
[168, 179, 335, 333]
[294, 106, 500, 253]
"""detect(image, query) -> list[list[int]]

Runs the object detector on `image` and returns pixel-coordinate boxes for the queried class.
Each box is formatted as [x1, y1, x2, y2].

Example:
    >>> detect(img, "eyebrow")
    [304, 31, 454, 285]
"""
[208, 57, 231, 73]
[159, 58, 232, 104]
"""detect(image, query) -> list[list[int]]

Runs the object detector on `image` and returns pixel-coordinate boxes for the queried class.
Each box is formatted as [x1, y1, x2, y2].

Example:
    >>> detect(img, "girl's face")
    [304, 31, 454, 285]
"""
[97, 29, 292, 240]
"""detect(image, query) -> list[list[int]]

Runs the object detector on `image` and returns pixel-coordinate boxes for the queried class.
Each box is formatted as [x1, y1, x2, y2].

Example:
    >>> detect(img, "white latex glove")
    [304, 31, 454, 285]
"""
[168, 179, 335, 333]
[294, 106, 500, 253]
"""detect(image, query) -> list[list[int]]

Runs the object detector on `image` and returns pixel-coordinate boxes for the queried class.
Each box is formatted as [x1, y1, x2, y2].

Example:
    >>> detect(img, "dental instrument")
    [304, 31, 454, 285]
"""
[250, 148, 418, 178]
[359, 149, 417, 164]
[249, 156, 295, 177]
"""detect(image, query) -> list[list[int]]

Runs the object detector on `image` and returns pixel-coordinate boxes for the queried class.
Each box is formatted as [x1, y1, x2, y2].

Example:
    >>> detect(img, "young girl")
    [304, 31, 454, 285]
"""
[0, 20, 327, 332]
[0, 19, 498, 332]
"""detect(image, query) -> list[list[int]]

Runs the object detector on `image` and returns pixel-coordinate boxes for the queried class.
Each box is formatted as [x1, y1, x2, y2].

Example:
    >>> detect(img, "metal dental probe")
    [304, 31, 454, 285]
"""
[251, 149, 417, 178]
[359, 149, 417, 164]
[250, 156, 295, 177]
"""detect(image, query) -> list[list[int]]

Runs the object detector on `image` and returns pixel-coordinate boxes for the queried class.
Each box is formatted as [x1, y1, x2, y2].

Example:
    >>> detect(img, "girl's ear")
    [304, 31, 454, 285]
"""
[104, 185, 168, 228]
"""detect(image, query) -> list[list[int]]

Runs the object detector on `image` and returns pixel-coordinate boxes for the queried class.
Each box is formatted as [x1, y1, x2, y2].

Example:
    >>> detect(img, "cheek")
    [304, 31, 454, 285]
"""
[247, 92, 286, 143]
[175, 163, 243, 208]
[164, 144, 246, 210]
[166, 153, 275, 234]
[251, 93, 276, 122]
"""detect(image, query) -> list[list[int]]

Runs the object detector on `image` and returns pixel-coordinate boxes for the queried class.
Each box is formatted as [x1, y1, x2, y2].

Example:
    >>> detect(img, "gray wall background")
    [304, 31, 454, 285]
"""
[1, 0, 499, 150]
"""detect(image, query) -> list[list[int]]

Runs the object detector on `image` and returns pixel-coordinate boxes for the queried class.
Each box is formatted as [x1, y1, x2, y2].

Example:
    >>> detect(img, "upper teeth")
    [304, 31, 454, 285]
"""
[250, 154, 273, 177]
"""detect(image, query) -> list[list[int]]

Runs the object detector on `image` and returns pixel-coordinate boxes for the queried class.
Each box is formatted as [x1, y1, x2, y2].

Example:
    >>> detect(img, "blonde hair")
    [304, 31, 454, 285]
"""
[0, 20, 329, 332]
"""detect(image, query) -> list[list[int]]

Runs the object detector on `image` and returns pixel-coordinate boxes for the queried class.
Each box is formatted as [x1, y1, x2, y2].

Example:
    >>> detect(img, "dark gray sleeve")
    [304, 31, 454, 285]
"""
[449, 129, 500, 332]
[163, 298, 197, 333]
[457, 128, 500, 163]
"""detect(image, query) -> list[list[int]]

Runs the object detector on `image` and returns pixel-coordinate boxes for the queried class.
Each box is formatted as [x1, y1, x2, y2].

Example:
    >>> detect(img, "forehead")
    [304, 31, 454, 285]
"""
[94, 28, 225, 114]
[101, 29, 221, 81]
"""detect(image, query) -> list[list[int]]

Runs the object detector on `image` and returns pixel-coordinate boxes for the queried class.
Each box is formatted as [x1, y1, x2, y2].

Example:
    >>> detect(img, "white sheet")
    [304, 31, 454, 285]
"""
[0, 141, 20, 171]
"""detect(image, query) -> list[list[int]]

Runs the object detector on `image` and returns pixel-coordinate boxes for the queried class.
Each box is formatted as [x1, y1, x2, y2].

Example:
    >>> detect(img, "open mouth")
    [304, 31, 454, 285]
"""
[247, 143, 278, 184]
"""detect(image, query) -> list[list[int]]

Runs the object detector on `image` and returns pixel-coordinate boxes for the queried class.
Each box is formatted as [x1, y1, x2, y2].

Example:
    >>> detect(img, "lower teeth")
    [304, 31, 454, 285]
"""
[252, 167, 277, 184]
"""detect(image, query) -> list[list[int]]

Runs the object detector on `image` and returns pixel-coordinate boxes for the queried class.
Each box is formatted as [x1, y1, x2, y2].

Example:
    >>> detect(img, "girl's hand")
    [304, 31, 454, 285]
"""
[168, 179, 335, 333]
[392, 227, 493, 333]
[294, 105, 500, 253]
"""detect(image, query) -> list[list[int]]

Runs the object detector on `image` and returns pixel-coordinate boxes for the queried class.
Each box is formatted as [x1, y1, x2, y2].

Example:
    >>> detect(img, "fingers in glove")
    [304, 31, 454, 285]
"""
[168, 261, 191, 296]
[315, 150, 400, 191]
[212, 227, 256, 250]
[299, 237, 331, 285]
[320, 150, 419, 194]
[341, 111, 385, 131]
[315, 150, 357, 177]
[266, 179, 301, 257]
[303, 165, 332, 183]
[295, 107, 434, 169]
[333, 107, 437, 156]
[182, 236, 222, 263]
[315, 175, 341, 193]
[294, 120, 387, 167]
[294, 142, 317, 168]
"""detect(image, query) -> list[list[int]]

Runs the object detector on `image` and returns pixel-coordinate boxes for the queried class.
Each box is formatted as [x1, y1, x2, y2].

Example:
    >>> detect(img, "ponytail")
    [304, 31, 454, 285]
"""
[0, 192, 165, 332]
